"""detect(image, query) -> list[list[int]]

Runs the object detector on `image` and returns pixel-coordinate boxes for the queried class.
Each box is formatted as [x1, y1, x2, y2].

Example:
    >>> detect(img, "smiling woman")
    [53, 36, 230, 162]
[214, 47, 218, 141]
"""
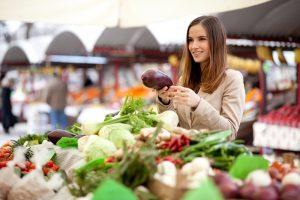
[156, 16, 245, 140]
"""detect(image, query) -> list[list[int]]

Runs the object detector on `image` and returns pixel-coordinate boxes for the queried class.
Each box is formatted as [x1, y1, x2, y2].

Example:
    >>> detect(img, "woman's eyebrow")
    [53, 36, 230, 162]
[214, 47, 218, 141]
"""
[188, 35, 207, 38]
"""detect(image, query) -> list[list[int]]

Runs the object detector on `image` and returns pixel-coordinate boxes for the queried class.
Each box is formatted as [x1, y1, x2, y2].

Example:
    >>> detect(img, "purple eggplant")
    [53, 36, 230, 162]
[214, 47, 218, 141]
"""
[141, 69, 173, 90]
[47, 129, 74, 144]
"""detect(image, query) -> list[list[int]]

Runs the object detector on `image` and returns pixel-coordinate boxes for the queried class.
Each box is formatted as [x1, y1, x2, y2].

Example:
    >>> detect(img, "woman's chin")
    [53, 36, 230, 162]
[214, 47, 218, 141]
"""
[193, 58, 208, 63]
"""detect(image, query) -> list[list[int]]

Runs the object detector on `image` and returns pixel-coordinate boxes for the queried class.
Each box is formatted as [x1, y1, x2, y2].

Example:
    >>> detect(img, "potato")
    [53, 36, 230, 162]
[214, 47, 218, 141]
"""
[141, 69, 173, 90]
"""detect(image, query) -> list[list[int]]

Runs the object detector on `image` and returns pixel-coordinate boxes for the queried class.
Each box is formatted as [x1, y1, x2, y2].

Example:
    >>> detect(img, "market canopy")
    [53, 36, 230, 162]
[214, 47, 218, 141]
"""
[93, 27, 159, 53]
[1, 36, 52, 67]
[0, 44, 8, 65]
[0, 0, 269, 27]
[46, 27, 104, 56]
[1, 46, 30, 66]
[46, 31, 89, 56]
[218, 0, 300, 42]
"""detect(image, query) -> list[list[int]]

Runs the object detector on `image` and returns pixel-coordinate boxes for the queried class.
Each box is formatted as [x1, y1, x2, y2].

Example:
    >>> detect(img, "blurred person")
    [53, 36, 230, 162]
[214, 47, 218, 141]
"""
[83, 76, 93, 88]
[1, 77, 18, 133]
[83, 70, 93, 88]
[45, 72, 68, 129]
[156, 16, 245, 140]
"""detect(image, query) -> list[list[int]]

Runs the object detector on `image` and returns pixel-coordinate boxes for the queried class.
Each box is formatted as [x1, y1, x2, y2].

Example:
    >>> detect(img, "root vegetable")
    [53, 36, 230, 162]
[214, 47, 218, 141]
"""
[246, 170, 272, 187]
[253, 186, 278, 200]
[213, 172, 232, 185]
[218, 181, 239, 199]
[240, 182, 258, 199]
[281, 184, 300, 200]
[282, 172, 300, 186]
[158, 130, 171, 141]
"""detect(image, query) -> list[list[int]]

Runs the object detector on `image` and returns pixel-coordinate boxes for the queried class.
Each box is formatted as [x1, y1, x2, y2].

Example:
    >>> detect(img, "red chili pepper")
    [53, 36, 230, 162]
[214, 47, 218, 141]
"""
[52, 164, 59, 171]
[177, 146, 183, 152]
[105, 156, 116, 163]
[156, 157, 161, 164]
[43, 167, 50, 175]
[47, 161, 55, 168]
[29, 163, 36, 170]
[180, 135, 190, 146]
[0, 161, 7, 169]
[170, 144, 179, 152]
[162, 156, 183, 166]
[168, 137, 177, 147]
[159, 134, 190, 152]
[160, 143, 169, 149]
[25, 161, 32, 167]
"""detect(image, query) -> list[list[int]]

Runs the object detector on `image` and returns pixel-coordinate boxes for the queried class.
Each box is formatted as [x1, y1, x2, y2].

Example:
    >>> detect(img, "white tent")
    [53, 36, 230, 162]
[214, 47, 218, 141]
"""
[1, 36, 52, 66]
[0, 0, 270, 27]
[46, 26, 104, 55]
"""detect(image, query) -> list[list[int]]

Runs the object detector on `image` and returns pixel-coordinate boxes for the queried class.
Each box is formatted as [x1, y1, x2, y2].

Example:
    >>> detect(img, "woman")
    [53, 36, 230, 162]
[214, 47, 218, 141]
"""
[157, 16, 245, 139]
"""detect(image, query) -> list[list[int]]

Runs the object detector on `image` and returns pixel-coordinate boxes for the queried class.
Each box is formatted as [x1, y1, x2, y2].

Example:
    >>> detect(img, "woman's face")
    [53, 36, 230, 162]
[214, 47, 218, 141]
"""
[188, 24, 210, 63]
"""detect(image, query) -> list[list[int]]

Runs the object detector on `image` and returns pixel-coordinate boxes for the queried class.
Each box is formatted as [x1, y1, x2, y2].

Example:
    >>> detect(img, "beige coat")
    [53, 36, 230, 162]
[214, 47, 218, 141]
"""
[157, 69, 245, 139]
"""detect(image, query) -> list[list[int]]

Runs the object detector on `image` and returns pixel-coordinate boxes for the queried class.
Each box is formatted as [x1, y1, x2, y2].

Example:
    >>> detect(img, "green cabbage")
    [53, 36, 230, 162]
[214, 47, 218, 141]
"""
[83, 136, 117, 161]
[99, 123, 132, 137]
[81, 123, 100, 135]
[108, 129, 135, 148]
[99, 123, 135, 148]
[157, 110, 179, 131]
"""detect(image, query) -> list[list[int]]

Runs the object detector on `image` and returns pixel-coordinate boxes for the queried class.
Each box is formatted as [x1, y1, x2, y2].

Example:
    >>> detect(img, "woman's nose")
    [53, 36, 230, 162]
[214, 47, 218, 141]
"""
[191, 41, 199, 49]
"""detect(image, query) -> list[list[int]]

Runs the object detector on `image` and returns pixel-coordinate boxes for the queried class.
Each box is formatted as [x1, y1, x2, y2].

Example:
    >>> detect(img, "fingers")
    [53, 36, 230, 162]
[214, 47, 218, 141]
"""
[157, 86, 168, 94]
[170, 85, 188, 92]
[168, 86, 189, 99]
[168, 92, 188, 99]
[157, 86, 171, 101]
[172, 96, 188, 104]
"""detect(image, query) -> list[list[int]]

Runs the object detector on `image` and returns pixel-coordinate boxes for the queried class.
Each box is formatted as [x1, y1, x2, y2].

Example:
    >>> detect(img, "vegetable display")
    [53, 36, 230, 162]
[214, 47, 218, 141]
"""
[0, 96, 299, 200]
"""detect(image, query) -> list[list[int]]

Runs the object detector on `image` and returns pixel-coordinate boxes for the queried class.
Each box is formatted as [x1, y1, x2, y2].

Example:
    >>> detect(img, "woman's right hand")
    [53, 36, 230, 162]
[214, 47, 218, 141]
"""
[157, 86, 170, 104]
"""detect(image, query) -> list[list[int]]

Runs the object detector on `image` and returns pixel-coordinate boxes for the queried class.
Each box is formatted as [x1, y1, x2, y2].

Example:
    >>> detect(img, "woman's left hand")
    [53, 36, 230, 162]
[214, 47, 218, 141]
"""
[168, 86, 200, 108]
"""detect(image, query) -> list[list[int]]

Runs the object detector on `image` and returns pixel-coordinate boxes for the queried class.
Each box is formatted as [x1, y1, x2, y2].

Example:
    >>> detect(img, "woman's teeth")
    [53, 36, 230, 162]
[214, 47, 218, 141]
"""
[193, 51, 203, 56]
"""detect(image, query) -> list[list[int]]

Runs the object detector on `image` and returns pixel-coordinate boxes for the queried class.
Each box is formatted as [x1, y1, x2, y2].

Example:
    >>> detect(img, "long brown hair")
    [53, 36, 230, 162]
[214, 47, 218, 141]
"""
[180, 16, 227, 94]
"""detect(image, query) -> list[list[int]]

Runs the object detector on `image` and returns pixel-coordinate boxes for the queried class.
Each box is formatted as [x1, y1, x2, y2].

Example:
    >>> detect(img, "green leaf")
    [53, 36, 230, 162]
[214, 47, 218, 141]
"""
[119, 96, 144, 116]
[183, 179, 223, 200]
[66, 122, 82, 134]
[76, 158, 105, 177]
[202, 130, 232, 143]
[92, 179, 137, 200]
[56, 137, 78, 148]
[229, 155, 269, 180]
[13, 134, 48, 147]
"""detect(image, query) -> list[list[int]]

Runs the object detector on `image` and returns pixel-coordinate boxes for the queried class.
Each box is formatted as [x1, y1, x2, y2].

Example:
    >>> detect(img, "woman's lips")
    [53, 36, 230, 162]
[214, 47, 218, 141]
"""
[192, 51, 204, 57]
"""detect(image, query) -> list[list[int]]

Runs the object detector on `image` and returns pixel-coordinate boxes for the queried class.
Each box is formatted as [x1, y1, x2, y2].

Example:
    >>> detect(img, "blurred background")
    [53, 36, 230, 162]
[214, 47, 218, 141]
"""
[0, 0, 299, 154]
